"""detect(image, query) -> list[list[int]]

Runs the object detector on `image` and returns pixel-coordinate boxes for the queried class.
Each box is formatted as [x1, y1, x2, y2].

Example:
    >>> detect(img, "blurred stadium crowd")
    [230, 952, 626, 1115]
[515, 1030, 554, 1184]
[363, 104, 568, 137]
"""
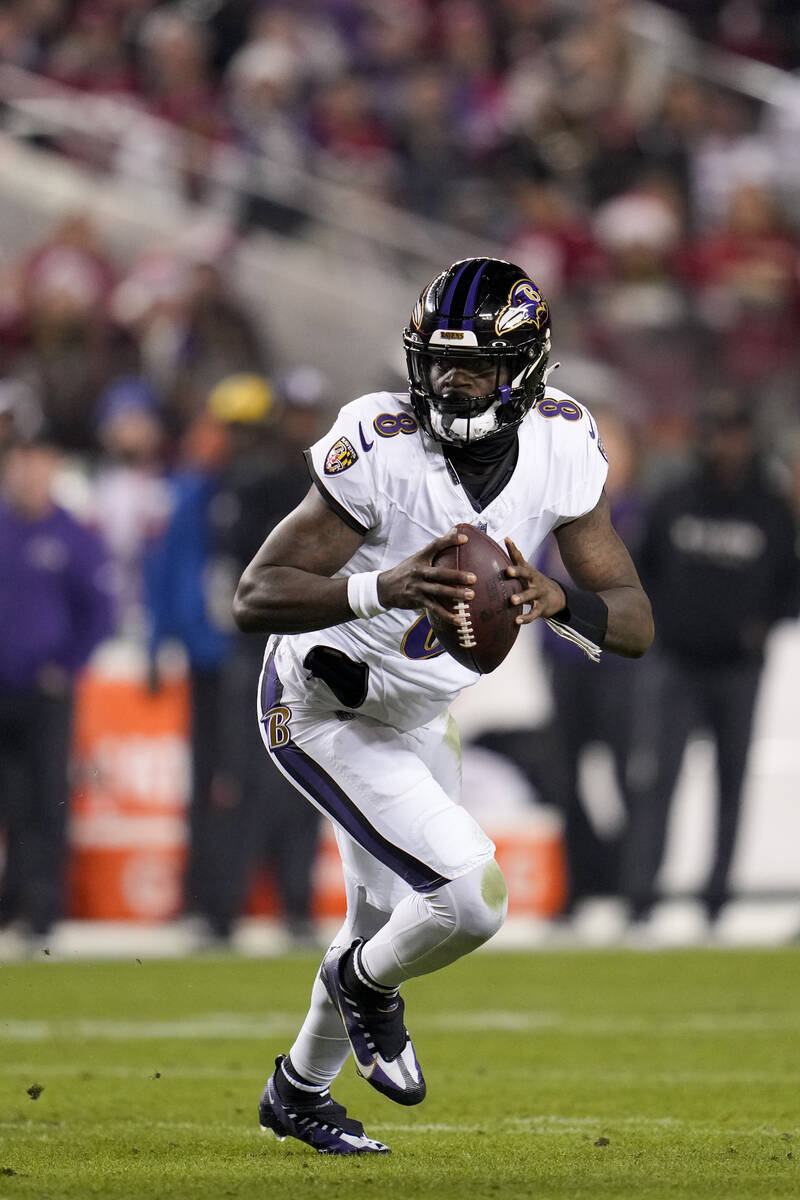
[1, 0, 800, 950]
[1, 0, 799, 467]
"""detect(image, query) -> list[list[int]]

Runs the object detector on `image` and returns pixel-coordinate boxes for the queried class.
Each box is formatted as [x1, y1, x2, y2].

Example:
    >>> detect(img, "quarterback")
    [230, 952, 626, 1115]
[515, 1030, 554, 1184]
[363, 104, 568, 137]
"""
[234, 257, 653, 1154]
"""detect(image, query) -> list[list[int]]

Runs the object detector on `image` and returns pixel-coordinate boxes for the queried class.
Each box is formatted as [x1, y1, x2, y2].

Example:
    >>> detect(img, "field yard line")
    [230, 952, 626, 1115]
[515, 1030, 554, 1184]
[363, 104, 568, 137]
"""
[378, 1118, 800, 1137]
[2, 1010, 799, 1041]
[1, 1115, 796, 1139]
[2, 1063, 799, 1086]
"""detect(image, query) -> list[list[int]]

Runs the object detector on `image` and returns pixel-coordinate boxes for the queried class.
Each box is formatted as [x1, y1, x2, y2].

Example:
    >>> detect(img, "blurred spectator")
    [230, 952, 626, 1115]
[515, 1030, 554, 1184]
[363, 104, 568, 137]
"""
[0, 377, 43, 459]
[585, 181, 700, 459]
[622, 389, 800, 928]
[0, 3, 45, 71]
[21, 211, 116, 311]
[135, 7, 228, 200]
[497, 0, 681, 207]
[0, 416, 114, 944]
[43, 0, 136, 95]
[688, 87, 774, 232]
[171, 258, 271, 432]
[506, 177, 604, 306]
[110, 246, 190, 403]
[691, 0, 796, 69]
[434, 0, 504, 162]
[394, 64, 464, 217]
[145, 371, 327, 947]
[682, 181, 800, 428]
[90, 376, 171, 640]
[9, 214, 138, 454]
[636, 76, 709, 223]
[539, 405, 645, 915]
[309, 73, 400, 198]
[225, 37, 310, 233]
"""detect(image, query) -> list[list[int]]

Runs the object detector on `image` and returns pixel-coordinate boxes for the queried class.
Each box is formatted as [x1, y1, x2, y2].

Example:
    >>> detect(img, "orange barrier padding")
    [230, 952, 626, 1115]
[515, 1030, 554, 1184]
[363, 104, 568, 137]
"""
[67, 658, 565, 923]
[67, 668, 190, 921]
[494, 831, 567, 919]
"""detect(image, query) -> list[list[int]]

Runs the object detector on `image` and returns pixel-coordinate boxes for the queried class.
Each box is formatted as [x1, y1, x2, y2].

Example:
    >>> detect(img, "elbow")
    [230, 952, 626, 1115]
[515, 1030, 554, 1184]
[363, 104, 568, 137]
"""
[232, 575, 265, 633]
[608, 603, 654, 659]
[628, 607, 655, 659]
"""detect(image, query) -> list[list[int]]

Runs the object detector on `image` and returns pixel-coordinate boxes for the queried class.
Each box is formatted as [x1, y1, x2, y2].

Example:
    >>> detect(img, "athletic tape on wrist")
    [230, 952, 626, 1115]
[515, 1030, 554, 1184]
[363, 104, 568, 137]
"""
[346, 571, 387, 620]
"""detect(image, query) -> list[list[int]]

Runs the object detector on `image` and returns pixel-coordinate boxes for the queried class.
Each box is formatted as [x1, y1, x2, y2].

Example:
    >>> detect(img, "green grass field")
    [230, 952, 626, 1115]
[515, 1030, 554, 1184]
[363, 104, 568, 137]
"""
[0, 949, 798, 1199]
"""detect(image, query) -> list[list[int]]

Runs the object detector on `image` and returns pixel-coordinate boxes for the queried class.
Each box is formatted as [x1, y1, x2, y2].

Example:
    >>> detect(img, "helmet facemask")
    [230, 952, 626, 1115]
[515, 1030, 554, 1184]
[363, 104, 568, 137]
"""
[404, 331, 551, 446]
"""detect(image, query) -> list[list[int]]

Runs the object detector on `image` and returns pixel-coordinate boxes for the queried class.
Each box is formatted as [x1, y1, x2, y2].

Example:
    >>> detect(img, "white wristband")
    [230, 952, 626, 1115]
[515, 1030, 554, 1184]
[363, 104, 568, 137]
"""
[347, 571, 386, 620]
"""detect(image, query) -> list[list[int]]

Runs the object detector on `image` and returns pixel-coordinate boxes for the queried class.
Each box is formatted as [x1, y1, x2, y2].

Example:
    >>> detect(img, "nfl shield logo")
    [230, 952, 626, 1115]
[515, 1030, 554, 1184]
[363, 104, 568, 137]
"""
[324, 437, 358, 475]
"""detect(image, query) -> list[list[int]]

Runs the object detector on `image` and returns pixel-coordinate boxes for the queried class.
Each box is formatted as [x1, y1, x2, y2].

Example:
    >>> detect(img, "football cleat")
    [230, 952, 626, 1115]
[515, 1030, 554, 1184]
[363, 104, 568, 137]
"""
[320, 939, 426, 1106]
[259, 1056, 390, 1155]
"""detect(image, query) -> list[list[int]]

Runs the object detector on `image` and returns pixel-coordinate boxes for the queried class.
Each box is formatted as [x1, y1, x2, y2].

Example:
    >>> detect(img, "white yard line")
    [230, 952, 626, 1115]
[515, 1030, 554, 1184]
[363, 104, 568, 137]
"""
[1, 1114, 796, 1139]
[1, 1010, 798, 1041]
[1, 1063, 799, 1087]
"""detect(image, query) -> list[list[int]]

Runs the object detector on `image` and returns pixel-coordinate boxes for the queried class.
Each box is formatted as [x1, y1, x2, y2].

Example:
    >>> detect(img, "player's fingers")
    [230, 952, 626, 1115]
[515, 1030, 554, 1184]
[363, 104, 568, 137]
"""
[423, 583, 475, 604]
[504, 541, 535, 583]
[424, 600, 465, 627]
[504, 536, 525, 565]
[421, 565, 476, 587]
[510, 587, 543, 623]
[511, 585, 540, 607]
[515, 607, 540, 625]
[428, 527, 468, 558]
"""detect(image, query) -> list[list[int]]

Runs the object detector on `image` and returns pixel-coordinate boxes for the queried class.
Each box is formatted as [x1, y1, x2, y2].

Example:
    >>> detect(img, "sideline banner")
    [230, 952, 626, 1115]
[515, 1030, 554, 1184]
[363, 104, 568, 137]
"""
[67, 645, 190, 922]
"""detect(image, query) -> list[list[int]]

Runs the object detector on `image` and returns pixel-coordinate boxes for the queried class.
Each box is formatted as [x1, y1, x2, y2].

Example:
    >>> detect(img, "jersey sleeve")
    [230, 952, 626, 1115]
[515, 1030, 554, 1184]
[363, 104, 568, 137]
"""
[304, 399, 380, 536]
[549, 398, 609, 525]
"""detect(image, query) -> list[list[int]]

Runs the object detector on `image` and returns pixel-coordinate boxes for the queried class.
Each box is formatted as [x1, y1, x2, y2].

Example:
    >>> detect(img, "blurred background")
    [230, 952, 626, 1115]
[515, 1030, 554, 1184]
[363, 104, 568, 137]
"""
[1, 0, 799, 959]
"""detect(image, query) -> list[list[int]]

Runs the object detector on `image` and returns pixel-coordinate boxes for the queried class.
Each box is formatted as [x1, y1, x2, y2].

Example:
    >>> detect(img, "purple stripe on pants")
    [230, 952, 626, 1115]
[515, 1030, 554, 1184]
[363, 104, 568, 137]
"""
[260, 653, 449, 893]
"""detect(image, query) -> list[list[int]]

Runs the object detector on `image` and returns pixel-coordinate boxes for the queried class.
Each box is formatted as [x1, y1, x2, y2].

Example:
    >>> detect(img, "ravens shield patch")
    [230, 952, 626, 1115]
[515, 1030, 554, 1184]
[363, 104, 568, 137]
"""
[324, 436, 358, 475]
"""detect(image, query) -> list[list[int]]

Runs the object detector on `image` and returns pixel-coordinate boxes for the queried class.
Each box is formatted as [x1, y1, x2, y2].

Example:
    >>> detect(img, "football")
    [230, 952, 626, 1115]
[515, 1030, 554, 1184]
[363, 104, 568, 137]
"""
[427, 523, 523, 673]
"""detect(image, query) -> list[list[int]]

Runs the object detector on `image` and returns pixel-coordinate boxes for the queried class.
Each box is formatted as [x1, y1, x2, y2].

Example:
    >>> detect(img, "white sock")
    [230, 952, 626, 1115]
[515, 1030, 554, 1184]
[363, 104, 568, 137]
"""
[286, 896, 390, 1088]
[286, 971, 352, 1088]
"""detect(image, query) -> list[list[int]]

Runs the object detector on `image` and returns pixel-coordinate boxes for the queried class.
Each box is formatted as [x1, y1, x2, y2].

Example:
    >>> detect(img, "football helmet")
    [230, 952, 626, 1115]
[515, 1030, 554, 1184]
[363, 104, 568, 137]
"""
[403, 257, 551, 445]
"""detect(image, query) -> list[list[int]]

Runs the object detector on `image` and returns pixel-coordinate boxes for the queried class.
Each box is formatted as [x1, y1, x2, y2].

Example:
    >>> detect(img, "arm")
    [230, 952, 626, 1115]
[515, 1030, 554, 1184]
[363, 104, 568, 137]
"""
[505, 490, 654, 658]
[233, 485, 476, 634]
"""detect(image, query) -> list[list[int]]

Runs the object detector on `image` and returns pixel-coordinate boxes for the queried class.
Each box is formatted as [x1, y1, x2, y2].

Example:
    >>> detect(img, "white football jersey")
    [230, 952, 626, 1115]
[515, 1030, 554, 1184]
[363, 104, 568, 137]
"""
[270, 386, 608, 732]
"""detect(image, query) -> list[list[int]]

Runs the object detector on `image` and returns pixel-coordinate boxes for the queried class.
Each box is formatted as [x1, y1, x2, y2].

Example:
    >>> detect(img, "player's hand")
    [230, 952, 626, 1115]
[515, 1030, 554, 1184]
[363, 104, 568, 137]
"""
[377, 528, 477, 626]
[504, 538, 567, 625]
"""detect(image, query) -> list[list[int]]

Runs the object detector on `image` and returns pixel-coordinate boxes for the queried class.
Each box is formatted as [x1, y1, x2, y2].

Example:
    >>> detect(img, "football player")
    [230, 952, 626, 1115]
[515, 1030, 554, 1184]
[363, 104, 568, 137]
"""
[234, 258, 653, 1154]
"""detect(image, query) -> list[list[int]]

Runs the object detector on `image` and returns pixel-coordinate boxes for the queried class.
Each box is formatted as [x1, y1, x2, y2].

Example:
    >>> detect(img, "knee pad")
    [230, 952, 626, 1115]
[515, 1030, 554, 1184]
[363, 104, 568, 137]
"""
[432, 859, 508, 948]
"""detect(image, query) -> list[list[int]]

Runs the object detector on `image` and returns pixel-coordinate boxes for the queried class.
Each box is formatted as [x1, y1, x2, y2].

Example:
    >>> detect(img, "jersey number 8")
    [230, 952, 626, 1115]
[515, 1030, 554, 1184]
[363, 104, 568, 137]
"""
[537, 398, 582, 421]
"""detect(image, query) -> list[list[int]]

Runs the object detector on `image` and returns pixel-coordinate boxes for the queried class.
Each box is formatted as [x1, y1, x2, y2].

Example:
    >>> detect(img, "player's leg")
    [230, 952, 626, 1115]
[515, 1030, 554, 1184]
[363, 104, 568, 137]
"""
[333, 712, 507, 985]
[622, 653, 696, 922]
[256, 668, 404, 1152]
[703, 662, 762, 921]
[285, 866, 394, 1086]
[318, 836, 504, 1103]
[258, 660, 505, 1125]
[258, 857, 396, 1154]
[270, 705, 505, 1103]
